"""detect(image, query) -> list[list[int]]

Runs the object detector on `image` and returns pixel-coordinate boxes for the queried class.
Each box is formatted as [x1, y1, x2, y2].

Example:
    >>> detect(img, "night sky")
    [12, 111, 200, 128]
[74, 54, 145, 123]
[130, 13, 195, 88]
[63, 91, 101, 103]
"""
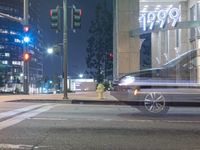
[38, 0, 112, 78]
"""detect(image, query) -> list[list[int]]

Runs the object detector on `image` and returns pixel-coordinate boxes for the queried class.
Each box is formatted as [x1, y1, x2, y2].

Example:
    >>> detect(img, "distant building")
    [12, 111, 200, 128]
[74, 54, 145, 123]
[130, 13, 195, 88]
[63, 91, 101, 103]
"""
[0, 0, 44, 93]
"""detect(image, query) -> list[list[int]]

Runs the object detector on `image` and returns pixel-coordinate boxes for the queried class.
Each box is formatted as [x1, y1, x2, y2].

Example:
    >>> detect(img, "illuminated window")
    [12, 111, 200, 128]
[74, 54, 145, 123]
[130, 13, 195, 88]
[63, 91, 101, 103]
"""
[1, 30, 8, 34]
[5, 53, 10, 57]
[12, 61, 21, 65]
[2, 60, 8, 64]
[0, 45, 4, 49]
[10, 31, 17, 35]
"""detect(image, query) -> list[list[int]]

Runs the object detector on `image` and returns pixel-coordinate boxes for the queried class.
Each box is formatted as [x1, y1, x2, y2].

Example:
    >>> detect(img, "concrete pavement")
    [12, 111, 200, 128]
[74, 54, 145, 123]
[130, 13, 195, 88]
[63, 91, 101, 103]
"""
[0, 91, 117, 102]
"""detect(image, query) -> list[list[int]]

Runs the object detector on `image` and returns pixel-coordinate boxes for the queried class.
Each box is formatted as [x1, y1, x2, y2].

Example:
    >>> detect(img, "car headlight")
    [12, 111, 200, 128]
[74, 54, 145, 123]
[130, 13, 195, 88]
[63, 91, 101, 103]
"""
[119, 76, 135, 86]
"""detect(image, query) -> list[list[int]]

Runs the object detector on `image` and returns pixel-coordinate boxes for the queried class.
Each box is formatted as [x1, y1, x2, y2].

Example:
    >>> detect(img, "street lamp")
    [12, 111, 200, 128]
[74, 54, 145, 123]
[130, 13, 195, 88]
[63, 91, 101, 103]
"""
[47, 48, 53, 54]
[79, 74, 83, 78]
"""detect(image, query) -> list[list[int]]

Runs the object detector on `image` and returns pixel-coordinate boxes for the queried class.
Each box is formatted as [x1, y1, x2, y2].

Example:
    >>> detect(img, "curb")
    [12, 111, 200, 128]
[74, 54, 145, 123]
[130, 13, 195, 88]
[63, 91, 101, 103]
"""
[7, 99, 121, 105]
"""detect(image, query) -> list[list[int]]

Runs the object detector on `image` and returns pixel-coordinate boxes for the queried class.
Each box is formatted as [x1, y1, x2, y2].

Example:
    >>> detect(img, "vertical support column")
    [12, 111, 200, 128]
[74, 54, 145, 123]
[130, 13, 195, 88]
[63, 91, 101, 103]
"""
[63, 0, 68, 99]
[179, 1, 189, 53]
[23, 0, 29, 94]
[159, 31, 166, 65]
[197, 41, 200, 83]
[151, 32, 159, 68]
[113, 0, 118, 80]
[114, 0, 140, 78]
[168, 30, 176, 61]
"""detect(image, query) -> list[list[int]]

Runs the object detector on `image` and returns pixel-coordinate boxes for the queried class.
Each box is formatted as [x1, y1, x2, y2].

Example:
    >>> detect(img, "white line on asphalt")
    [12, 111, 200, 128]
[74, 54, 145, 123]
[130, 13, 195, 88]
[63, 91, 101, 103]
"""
[0, 104, 56, 130]
[29, 117, 154, 123]
[0, 144, 49, 149]
[0, 104, 49, 120]
[166, 120, 200, 123]
[29, 117, 200, 124]
[0, 144, 32, 149]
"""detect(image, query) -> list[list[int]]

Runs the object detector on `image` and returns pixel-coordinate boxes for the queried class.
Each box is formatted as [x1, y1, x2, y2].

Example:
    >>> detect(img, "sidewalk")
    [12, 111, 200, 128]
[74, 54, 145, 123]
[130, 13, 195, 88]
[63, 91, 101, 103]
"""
[0, 91, 117, 102]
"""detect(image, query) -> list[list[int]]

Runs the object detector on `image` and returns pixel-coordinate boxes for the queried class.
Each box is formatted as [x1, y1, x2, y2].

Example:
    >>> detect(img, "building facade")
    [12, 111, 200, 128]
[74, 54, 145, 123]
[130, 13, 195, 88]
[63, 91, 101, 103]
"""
[113, 0, 200, 81]
[113, 0, 140, 79]
[0, 0, 44, 93]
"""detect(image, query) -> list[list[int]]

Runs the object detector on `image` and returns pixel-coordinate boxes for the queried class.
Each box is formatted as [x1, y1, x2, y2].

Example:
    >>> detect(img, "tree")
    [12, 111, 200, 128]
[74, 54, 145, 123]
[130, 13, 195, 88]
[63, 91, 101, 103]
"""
[86, 1, 113, 83]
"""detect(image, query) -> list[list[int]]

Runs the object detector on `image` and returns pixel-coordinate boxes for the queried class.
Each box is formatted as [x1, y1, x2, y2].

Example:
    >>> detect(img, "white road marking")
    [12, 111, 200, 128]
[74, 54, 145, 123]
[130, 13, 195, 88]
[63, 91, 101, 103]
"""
[0, 104, 49, 120]
[0, 104, 56, 130]
[30, 117, 154, 123]
[0, 144, 49, 149]
[0, 144, 32, 149]
[167, 120, 200, 123]
[30, 117, 200, 124]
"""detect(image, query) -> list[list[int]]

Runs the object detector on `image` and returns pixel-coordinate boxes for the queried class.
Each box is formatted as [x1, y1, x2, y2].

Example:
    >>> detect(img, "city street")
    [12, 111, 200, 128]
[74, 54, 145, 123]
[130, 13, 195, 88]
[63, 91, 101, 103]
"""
[0, 101, 199, 150]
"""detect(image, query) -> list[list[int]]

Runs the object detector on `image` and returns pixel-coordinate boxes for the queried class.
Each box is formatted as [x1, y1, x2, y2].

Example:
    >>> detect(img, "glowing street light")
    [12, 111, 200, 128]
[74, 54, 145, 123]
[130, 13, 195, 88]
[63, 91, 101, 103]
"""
[47, 48, 53, 54]
[79, 74, 83, 78]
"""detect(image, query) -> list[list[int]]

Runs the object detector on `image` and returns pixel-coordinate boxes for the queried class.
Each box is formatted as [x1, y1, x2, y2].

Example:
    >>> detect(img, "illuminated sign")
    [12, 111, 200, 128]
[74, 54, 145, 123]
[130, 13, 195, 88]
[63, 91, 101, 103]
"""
[140, 7, 181, 31]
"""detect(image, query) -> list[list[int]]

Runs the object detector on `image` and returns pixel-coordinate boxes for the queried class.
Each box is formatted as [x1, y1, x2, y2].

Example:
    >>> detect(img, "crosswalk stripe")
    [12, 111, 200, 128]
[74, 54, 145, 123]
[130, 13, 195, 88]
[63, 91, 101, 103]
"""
[0, 104, 49, 120]
[0, 104, 56, 130]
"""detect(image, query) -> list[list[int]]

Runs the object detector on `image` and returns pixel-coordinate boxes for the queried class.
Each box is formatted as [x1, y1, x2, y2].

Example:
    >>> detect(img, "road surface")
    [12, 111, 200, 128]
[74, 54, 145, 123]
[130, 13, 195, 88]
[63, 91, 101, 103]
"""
[0, 101, 199, 150]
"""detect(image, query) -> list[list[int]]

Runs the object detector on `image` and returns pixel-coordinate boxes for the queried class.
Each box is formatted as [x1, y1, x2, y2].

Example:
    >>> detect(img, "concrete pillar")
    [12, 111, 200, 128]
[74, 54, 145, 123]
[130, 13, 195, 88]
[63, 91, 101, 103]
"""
[151, 32, 160, 68]
[196, 40, 200, 83]
[168, 30, 176, 61]
[159, 31, 168, 65]
[179, 1, 189, 53]
[113, 0, 140, 78]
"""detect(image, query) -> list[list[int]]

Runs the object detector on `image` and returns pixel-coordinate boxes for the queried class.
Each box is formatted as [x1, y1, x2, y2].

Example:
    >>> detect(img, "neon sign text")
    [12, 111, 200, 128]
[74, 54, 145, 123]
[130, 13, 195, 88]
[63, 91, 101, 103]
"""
[140, 7, 181, 31]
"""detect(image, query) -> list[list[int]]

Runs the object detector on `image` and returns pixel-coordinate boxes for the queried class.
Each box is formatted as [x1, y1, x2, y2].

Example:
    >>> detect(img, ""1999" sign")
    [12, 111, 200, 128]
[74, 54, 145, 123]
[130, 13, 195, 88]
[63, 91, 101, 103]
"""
[140, 7, 181, 31]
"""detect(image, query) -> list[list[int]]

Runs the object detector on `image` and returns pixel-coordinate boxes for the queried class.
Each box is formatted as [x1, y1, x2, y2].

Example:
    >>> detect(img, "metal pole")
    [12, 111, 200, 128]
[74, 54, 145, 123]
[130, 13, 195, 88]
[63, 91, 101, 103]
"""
[23, 0, 29, 94]
[63, 0, 68, 99]
[23, 0, 28, 25]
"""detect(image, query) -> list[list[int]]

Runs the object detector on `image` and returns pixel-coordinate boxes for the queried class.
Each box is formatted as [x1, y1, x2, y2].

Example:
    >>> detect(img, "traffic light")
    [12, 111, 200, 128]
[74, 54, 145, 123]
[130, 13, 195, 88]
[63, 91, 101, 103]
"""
[23, 36, 30, 43]
[72, 6, 82, 29]
[50, 6, 61, 31]
[108, 53, 113, 60]
[23, 25, 30, 32]
[23, 52, 31, 62]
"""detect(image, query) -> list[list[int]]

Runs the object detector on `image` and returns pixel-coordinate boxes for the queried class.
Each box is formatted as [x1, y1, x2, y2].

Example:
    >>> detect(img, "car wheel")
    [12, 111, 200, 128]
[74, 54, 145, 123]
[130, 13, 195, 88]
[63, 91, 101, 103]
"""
[137, 92, 169, 115]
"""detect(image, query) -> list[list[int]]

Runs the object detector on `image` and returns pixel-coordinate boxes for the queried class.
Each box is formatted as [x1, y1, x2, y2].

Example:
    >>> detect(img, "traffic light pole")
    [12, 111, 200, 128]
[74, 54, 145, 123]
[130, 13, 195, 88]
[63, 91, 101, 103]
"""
[63, 0, 68, 99]
[23, 0, 29, 94]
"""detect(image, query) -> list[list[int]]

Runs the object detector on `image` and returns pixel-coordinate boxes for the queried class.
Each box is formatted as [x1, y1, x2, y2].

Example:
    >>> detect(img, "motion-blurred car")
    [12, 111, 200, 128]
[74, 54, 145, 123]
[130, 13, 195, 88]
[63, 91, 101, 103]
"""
[111, 49, 200, 114]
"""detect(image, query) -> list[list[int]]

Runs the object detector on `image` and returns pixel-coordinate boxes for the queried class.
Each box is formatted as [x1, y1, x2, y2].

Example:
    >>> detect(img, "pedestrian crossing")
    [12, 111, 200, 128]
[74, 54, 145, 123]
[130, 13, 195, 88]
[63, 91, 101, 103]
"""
[0, 104, 56, 130]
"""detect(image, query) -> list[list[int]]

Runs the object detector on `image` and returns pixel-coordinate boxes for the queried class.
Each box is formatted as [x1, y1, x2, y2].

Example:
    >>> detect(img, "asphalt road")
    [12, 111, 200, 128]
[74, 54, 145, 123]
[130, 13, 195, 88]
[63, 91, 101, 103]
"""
[0, 102, 200, 150]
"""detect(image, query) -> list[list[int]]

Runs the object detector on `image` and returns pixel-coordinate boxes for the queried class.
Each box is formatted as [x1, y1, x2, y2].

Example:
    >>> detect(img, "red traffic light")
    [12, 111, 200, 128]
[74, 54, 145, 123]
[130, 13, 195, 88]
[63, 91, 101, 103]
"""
[23, 52, 31, 61]
[80, 9, 83, 16]
[108, 53, 113, 60]
[109, 53, 113, 58]
[23, 26, 30, 32]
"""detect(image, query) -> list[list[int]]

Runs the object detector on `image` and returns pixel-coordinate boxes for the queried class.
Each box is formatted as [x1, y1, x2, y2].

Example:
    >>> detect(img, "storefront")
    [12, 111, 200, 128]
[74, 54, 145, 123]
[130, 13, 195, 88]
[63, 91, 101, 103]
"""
[113, 0, 200, 81]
